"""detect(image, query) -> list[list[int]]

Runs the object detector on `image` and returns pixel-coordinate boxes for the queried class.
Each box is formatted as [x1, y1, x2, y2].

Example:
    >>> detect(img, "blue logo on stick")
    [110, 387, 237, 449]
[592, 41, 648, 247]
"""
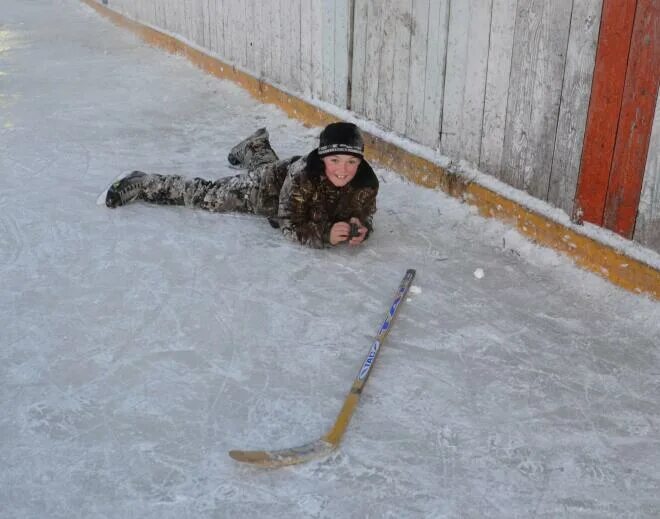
[358, 340, 381, 380]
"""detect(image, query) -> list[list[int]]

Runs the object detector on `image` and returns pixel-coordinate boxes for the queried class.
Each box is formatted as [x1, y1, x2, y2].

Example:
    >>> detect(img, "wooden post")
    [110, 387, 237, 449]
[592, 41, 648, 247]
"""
[574, 0, 659, 239]
[603, 0, 660, 237]
[573, 0, 636, 226]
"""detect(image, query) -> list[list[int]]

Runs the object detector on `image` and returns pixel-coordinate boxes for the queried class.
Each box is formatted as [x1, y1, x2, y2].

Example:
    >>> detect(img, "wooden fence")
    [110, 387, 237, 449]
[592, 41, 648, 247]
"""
[96, 0, 659, 253]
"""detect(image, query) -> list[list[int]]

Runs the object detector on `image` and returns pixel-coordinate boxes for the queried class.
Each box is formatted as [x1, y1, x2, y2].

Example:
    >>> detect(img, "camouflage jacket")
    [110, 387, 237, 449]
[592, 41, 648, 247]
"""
[253, 149, 379, 249]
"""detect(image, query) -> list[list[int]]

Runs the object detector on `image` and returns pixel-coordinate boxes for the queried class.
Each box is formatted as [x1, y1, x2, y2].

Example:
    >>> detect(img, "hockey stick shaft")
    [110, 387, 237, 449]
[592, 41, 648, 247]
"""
[322, 268, 416, 445]
[228, 269, 416, 466]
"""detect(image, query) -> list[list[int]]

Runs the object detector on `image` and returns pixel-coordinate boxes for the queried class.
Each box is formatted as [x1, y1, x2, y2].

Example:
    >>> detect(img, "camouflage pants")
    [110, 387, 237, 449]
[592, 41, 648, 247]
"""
[139, 132, 281, 214]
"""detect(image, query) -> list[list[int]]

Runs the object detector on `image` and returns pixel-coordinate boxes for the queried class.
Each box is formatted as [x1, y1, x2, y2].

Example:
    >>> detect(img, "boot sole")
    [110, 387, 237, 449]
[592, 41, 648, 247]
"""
[96, 170, 136, 206]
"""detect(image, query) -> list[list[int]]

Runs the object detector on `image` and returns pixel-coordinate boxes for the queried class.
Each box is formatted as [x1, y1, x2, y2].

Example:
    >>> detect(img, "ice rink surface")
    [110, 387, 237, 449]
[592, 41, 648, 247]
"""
[1, 1, 659, 517]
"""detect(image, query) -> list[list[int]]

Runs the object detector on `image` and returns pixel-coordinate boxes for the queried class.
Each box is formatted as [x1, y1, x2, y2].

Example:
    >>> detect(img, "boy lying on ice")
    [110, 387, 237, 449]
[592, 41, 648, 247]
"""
[105, 122, 379, 249]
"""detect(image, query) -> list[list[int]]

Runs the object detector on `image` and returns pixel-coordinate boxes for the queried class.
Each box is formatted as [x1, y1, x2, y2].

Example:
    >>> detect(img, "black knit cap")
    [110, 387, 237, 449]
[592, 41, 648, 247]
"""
[318, 122, 364, 158]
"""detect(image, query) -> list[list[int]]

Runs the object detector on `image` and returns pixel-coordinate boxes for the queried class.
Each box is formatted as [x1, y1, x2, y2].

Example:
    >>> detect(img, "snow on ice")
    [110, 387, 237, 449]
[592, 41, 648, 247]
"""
[1, 1, 659, 518]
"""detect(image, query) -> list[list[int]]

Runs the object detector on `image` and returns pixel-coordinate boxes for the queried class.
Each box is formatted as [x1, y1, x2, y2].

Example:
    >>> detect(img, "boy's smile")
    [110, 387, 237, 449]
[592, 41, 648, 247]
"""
[322, 154, 362, 187]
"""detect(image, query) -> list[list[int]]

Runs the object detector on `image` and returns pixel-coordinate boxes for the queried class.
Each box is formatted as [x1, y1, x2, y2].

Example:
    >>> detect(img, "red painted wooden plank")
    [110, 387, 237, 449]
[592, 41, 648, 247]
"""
[603, 0, 660, 237]
[573, 0, 636, 226]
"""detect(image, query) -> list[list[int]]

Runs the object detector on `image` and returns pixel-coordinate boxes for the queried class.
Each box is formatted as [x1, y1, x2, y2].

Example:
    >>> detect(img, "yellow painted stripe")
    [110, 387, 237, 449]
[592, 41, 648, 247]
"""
[81, 0, 660, 300]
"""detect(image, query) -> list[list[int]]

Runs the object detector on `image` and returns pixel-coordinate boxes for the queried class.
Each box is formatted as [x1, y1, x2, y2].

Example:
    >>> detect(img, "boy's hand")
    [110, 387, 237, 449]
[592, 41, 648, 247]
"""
[329, 219, 368, 246]
[347, 217, 368, 246]
[330, 222, 351, 245]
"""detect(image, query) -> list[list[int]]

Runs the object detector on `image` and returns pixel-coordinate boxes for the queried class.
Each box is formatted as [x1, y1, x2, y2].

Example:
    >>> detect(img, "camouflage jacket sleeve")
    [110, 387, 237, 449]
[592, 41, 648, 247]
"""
[277, 173, 330, 249]
[353, 187, 378, 239]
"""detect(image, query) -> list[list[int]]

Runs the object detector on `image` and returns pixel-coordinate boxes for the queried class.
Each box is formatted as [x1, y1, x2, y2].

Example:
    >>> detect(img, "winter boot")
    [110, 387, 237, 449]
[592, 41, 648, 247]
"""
[105, 171, 148, 208]
[227, 128, 278, 169]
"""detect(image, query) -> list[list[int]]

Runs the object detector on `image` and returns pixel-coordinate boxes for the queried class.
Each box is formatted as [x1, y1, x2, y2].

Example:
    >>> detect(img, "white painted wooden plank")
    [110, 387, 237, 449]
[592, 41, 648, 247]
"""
[191, 0, 199, 46]
[225, 0, 235, 64]
[163, 0, 171, 35]
[245, 0, 255, 74]
[193, 0, 201, 43]
[178, 0, 185, 37]
[300, 0, 313, 97]
[226, 0, 241, 65]
[235, 0, 245, 66]
[276, 0, 289, 88]
[165, 0, 173, 33]
[501, 0, 573, 199]
[197, 0, 205, 46]
[480, 0, 516, 177]
[169, 0, 176, 36]
[252, 0, 263, 76]
[144, 0, 151, 24]
[289, 0, 303, 92]
[165, 0, 171, 31]
[237, 0, 248, 67]
[271, 0, 282, 84]
[257, 0, 269, 77]
[156, 2, 167, 35]
[421, 0, 449, 148]
[310, 0, 324, 99]
[183, 0, 191, 42]
[321, 0, 335, 103]
[179, 0, 186, 38]
[165, 0, 172, 31]
[376, 0, 396, 127]
[188, 0, 195, 44]
[263, 2, 279, 81]
[547, 0, 602, 213]
[160, 0, 167, 27]
[363, 0, 383, 120]
[155, 0, 163, 30]
[222, 0, 231, 60]
[154, 0, 161, 28]
[174, 0, 183, 38]
[405, 0, 430, 143]
[193, 0, 204, 47]
[242, 0, 249, 68]
[208, 0, 217, 55]
[441, 0, 492, 164]
[440, 0, 468, 157]
[391, 0, 413, 133]
[334, 0, 350, 108]
[634, 99, 660, 251]
[202, 0, 209, 51]
[215, 0, 223, 59]
[214, 0, 223, 55]
[200, 0, 213, 50]
[350, 0, 369, 113]
[130, 0, 139, 22]
[201, 0, 208, 47]
[165, 0, 172, 34]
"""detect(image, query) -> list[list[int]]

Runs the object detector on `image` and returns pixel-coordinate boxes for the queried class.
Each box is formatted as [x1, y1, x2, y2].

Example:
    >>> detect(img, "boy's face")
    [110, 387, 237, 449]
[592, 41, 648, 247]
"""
[322, 154, 362, 187]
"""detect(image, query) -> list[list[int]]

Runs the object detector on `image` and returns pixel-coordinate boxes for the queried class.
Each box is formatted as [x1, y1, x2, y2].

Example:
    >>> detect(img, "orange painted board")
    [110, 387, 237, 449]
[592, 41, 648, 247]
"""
[604, 0, 660, 237]
[574, 0, 636, 225]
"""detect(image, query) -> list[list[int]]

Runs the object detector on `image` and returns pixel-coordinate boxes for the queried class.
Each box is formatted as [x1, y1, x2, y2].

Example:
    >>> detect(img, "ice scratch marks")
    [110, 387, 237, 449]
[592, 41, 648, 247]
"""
[575, 454, 617, 484]
[0, 210, 23, 265]
[435, 424, 460, 482]
[25, 397, 103, 442]
[487, 432, 550, 482]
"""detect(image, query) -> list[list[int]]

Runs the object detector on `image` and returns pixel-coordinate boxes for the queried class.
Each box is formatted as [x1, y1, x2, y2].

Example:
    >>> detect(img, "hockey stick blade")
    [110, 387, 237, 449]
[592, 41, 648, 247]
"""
[229, 269, 416, 468]
[228, 439, 336, 467]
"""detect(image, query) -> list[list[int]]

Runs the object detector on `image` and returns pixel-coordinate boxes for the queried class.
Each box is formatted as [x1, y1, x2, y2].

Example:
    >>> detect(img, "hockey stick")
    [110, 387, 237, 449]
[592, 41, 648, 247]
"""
[229, 269, 416, 468]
